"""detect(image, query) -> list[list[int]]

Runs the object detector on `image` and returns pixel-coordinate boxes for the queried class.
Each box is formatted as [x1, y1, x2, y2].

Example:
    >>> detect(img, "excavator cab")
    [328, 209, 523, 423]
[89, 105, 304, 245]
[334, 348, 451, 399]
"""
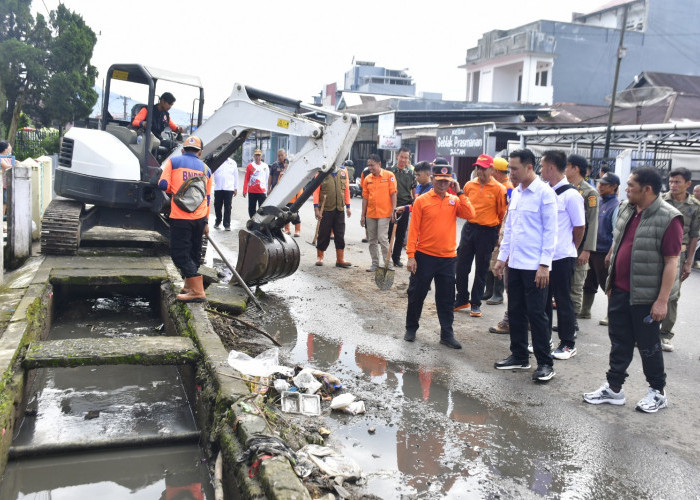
[42, 64, 205, 255]
[101, 64, 205, 181]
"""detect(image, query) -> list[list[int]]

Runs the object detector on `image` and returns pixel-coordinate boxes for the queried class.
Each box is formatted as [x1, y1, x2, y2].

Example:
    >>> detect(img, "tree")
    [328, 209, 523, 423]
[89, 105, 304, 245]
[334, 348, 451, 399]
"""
[0, 1, 97, 142]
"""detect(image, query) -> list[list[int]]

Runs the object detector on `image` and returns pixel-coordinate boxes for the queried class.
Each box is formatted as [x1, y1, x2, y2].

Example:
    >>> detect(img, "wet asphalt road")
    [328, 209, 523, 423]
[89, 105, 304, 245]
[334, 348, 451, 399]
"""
[207, 184, 700, 499]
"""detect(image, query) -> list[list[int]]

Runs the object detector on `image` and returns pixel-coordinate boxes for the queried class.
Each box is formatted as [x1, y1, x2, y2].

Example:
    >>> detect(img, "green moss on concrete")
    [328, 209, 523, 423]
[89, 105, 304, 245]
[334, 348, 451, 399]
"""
[218, 424, 267, 499]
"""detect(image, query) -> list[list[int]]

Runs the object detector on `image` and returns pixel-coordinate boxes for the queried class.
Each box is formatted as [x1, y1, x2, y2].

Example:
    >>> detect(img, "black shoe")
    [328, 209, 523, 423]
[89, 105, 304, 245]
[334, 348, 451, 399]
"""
[393, 259, 404, 268]
[532, 364, 555, 382]
[440, 337, 462, 349]
[213, 222, 221, 229]
[404, 330, 416, 342]
[494, 355, 530, 370]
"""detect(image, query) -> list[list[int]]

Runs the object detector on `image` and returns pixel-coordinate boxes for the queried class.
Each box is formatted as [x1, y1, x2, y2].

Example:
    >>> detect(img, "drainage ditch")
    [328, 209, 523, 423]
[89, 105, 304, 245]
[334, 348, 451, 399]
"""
[0, 284, 215, 499]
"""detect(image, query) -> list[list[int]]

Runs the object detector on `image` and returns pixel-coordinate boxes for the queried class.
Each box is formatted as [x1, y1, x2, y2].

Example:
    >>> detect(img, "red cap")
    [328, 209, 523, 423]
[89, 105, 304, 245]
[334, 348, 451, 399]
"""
[473, 154, 494, 168]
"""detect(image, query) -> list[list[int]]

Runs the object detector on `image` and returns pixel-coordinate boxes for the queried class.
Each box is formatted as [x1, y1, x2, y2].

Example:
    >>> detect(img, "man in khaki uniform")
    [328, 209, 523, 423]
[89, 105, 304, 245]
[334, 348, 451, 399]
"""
[313, 164, 353, 268]
[565, 155, 599, 329]
[659, 167, 700, 351]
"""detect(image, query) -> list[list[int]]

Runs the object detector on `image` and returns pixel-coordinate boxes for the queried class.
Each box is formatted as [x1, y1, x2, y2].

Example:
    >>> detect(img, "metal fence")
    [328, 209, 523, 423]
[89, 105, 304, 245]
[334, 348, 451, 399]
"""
[13, 129, 60, 161]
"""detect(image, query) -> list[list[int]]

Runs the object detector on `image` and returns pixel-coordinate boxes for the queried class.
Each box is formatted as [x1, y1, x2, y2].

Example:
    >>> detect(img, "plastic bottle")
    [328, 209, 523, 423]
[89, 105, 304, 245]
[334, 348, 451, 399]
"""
[137, 133, 143, 145]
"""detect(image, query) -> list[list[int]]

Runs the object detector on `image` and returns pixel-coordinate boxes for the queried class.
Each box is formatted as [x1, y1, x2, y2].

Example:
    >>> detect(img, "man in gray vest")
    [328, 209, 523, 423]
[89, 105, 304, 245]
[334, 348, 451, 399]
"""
[659, 167, 700, 352]
[583, 167, 682, 413]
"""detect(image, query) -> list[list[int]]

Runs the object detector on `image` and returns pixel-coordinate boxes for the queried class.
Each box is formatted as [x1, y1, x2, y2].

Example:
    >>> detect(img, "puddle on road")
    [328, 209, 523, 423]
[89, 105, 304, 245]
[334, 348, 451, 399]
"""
[50, 294, 163, 340]
[230, 273, 651, 499]
[0, 445, 214, 499]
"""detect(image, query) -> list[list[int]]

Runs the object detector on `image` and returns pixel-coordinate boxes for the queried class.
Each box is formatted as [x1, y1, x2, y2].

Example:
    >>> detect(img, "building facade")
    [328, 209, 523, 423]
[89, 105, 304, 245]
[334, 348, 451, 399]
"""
[462, 0, 700, 106]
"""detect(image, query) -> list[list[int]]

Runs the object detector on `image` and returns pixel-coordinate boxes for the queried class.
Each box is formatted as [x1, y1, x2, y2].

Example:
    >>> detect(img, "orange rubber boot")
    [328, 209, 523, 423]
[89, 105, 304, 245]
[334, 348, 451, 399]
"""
[177, 275, 206, 303]
[335, 249, 351, 268]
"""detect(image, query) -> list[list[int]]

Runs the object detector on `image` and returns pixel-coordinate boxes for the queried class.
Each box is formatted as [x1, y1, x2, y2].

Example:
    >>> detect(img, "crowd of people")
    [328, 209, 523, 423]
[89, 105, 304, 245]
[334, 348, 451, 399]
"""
[355, 148, 694, 414]
[161, 140, 694, 414]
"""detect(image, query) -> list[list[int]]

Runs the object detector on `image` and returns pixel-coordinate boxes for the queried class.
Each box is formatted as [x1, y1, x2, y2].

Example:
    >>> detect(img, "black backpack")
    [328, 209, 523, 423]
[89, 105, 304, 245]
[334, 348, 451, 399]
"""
[173, 174, 208, 212]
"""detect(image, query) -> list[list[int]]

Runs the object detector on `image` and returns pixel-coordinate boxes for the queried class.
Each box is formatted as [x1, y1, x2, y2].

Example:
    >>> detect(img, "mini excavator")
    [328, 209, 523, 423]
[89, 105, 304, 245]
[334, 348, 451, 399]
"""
[41, 63, 360, 285]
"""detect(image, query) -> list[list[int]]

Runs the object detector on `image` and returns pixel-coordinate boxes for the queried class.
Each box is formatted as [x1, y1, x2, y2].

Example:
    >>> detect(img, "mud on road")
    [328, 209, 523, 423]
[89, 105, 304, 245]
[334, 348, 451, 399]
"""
[207, 192, 700, 499]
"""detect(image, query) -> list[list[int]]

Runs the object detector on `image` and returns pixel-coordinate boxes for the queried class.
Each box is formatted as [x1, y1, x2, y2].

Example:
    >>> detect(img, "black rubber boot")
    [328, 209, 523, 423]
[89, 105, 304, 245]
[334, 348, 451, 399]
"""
[486, 278, 504, 305]
[482, 271, 495, 301]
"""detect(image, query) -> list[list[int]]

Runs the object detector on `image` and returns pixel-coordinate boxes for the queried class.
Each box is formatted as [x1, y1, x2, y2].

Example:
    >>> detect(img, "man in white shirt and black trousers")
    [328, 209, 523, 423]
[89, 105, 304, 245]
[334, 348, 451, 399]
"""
[540, 150, 585, 361]
[493, 149, 558, 382]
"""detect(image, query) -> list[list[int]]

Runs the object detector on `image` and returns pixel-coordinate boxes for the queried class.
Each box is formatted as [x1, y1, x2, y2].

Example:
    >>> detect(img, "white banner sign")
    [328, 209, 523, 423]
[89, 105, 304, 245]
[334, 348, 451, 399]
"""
[378, 134, 402, 150]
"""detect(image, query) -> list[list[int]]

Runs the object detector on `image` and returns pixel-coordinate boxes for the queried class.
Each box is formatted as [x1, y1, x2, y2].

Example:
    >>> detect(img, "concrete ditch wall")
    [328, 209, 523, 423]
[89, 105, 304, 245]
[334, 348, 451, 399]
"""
[0, 253, 312, 499]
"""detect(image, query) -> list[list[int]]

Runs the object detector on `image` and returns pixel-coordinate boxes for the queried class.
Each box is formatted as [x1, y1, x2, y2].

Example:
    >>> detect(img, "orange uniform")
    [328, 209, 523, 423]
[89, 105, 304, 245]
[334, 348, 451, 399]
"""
[362, 169, 397, 218]
[132, 106, 178, 133]
[158, 152, 212, 220]
[463, 178, 507, 227]
[406, 190, 475, 258]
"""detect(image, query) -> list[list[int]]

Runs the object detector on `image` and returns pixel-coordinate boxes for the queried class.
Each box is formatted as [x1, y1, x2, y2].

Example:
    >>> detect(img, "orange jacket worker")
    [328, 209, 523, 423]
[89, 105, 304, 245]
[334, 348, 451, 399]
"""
[132, 92, 182, 140]
[159, 135, 212, 303]
[454, 154, 507, 317]
[360, 154, 397, 271]
[404, 162, 475, 349]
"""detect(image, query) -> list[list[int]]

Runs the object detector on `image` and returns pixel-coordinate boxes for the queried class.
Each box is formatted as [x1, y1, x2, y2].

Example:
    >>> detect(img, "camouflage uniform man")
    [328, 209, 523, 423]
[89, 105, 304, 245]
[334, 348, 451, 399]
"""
[565, 154, 599, 328]
[659, 167, 700, 351]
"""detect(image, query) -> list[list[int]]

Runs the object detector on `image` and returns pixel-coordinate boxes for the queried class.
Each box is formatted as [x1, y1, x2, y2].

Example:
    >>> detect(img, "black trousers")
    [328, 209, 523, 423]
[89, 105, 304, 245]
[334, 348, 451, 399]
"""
[606, 289, 666, 391]
[406, 251, 457, 339]
[507, 267, 552, 366]
[317, 209, 346, 251]
[170, 217, 206, 278]
[546, 257, 576, 347]
[214, 190, 234, 228]
[388, 212, 410, 264]
[583, 251, 609, 293]
[247, 192, 267, 218]
[455, 223, 499, 308]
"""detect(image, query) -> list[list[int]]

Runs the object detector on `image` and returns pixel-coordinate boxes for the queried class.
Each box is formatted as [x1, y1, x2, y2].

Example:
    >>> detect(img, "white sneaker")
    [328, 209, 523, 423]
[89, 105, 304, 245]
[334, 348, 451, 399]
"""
[660, 337, 674, 352]
[635, 388, 668, 413]
[528, 339, 554, 354]
[552, 344, 577, 360]
[583, 382, 626, 405]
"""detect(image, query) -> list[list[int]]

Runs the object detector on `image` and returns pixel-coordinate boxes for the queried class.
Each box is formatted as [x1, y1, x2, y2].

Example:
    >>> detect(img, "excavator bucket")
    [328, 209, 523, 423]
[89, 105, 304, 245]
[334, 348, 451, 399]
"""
[236, 228, 300, 285]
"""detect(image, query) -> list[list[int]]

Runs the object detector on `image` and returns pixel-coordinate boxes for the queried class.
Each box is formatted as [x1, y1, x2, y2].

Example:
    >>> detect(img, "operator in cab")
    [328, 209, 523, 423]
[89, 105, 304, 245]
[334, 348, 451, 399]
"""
[132, 92, 183, 141]
[158, 135, 212, 303]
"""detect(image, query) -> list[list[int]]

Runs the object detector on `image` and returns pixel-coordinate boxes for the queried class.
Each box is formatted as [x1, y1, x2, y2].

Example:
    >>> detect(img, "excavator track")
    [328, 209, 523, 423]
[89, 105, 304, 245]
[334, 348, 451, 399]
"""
[40, 199, 84, 255]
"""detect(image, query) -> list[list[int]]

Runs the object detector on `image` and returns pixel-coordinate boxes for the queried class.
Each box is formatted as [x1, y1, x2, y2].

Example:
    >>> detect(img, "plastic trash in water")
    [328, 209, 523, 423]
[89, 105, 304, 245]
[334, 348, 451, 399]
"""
[342, 401, 366, 415]
[299, 444, 362, 480]
[329, 393, 356, 410]
[293, 368, 322, 394]
[280, 391, 321, 416]
[228, 347, 291, 377]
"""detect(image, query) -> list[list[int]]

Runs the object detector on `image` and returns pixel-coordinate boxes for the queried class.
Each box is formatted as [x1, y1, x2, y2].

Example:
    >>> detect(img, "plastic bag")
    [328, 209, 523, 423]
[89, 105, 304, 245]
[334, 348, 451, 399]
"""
[329, 393, 356, 410]
[228, 347, 282, 377]
[342, 401, 365, 415]
[300, 444, 362, 480]
[293, 368, 322, 394]
[273, 379, 290, 393]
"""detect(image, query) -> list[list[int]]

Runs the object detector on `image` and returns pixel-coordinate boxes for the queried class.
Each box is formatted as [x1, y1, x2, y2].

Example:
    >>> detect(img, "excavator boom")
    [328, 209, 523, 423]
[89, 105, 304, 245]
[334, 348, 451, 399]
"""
[189, 84, 360, 285]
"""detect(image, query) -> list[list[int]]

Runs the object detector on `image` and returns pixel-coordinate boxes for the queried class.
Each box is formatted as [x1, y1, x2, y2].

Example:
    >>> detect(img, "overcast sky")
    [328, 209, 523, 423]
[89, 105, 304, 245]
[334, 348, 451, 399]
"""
[35, 0, 610, 115]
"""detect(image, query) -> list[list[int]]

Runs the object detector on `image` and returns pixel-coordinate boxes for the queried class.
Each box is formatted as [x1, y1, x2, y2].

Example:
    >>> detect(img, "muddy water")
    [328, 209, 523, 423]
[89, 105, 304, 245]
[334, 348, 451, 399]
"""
[50, 295, 163, 340]
[233, 271, 657, 499]
[13, 365, 197, 448]
[0, 293, 214, 499]
[0, 445, 213, 499]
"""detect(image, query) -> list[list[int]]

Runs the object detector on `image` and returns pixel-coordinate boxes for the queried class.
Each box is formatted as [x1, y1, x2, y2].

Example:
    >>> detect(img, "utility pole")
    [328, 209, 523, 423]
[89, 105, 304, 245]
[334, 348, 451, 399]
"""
[603, 5, 629, 158]
[122, 96, 129, 120]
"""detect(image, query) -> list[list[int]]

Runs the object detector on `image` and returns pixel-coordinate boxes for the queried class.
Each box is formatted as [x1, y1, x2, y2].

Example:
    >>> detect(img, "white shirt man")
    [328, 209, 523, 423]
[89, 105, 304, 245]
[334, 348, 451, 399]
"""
[541, 150, 585, 361]
[213, 158, 239, 230]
